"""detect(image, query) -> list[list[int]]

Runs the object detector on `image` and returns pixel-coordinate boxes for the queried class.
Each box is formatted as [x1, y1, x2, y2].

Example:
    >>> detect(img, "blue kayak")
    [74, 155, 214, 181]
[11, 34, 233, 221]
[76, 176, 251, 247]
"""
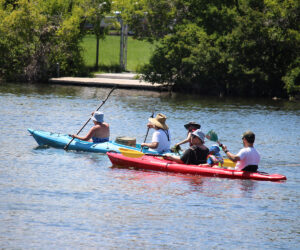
[28, 129, 160, 154]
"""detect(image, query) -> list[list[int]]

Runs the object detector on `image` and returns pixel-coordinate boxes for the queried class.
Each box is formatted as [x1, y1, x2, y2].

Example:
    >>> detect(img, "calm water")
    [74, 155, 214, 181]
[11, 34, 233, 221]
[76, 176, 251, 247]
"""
[0, 83, 300, 249]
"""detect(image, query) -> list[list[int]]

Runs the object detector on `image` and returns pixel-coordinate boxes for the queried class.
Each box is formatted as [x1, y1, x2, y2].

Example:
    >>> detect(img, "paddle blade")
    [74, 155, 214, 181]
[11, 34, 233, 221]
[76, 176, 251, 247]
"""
[171, 145, 181, 154]
[223, 158, 236, 167]
[206, 130, 218, 142]
[119, 148, 145, 158]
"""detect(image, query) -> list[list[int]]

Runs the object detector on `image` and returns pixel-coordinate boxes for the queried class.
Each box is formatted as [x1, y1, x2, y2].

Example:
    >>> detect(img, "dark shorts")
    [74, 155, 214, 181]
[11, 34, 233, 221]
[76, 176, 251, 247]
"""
[242, 165, 258, 172]
[92, 137, 109, 143]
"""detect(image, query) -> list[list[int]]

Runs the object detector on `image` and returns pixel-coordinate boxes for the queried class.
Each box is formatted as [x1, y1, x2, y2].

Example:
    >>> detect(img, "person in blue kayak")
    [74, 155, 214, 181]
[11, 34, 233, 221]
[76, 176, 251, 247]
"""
[221, 130, 260, 172]
[166, 129, 209, 165]
[70, 111, 110, 143]
[174, 121, 201, 148]
[141, 113, 171, 154]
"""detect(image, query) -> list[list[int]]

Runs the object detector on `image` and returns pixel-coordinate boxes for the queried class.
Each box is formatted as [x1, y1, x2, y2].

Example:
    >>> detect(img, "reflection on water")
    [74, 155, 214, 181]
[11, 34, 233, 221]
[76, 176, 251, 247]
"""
[0, 82, 299, 249]
[111, 166, 260, 198]
[2, 82, 300, 110]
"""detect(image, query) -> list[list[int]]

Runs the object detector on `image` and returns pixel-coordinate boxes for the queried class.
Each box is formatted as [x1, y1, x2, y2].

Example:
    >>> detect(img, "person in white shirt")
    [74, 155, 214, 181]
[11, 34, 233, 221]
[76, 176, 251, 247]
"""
[141, 113, 171, 154]
[221, 131, 260, 172]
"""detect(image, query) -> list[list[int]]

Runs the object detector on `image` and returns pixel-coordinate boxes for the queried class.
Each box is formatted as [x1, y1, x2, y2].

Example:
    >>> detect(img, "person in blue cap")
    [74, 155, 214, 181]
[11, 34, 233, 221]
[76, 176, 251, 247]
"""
[166, 129, 209, 165]
[207, 145, 224, 166]
[70, 111, 110, 143]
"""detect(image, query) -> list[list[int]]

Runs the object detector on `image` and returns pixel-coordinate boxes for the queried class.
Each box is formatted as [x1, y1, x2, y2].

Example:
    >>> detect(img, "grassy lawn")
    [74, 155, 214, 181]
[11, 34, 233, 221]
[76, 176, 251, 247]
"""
[81, 35, 157, 72]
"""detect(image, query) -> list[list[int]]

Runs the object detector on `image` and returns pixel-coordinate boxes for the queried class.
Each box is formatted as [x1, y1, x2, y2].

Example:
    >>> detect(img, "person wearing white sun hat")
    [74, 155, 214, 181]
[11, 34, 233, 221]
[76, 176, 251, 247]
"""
[166, 129, 209, 165]
[71, 111, 110, 143]
[141, 113, 171, 154]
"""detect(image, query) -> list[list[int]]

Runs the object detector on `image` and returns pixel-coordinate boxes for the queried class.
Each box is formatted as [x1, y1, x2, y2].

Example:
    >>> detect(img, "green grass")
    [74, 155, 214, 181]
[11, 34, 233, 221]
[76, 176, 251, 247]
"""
[81, 35, 157, 72]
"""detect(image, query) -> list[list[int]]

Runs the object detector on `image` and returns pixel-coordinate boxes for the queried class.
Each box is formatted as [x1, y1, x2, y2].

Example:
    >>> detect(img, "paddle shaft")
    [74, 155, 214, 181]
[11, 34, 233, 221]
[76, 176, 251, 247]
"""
[145, 153, 167, 157]
[141, 111, 155, 151]
[64, 86, 116, 150]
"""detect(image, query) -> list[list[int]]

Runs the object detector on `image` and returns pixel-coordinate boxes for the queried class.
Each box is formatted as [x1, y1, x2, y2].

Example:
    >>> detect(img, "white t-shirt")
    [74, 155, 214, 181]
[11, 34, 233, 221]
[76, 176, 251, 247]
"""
[235, 147, 260, 171]
[149, 129, 171, 154]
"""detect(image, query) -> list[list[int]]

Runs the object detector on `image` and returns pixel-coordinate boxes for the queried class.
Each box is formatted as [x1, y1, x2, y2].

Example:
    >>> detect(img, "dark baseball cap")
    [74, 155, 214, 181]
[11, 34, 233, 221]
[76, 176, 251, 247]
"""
[242, 131, 255, 142]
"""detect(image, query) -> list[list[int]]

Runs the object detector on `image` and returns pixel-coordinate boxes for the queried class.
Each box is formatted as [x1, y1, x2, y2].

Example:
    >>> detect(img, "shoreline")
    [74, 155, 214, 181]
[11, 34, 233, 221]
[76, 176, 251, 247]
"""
[49, 73, 172, 92]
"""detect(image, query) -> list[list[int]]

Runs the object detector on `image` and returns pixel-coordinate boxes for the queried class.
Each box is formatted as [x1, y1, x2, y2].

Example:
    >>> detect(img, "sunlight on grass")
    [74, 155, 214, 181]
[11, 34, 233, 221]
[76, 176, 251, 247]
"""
[81, 35, 156, 72]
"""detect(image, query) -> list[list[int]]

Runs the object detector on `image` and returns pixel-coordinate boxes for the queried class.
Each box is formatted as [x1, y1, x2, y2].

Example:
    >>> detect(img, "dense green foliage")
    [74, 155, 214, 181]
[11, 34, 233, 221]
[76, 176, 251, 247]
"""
[124, 0, 300, 98]
[1, 0, 299, 98]
[0, 0, 111, 82]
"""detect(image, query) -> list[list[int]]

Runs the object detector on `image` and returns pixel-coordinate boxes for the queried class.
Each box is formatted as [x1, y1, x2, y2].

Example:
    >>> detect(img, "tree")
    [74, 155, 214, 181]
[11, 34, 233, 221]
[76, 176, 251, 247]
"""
[223, 0, 300, 97]
[141, 23, 227, 94]
[122, 0, 238, 41]
[86, 0, 111, 70]
[0, 0, 112, 82]
[135, 0, 300, 98]
[120, 0, 177, 41]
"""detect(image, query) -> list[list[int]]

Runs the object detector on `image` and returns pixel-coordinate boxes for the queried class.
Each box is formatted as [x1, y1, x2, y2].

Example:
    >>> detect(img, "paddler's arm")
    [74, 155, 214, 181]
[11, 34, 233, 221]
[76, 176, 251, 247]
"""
[175, 139, 188, 147]
[141, 142, 158, 149]
[164, 154, 184, 163]
[175, 133, 191, 147]
[175, 135, 191, 147]
[221, 145, 240, 162]
[141, 123, 158, 148]
[71, 127, 95, 141]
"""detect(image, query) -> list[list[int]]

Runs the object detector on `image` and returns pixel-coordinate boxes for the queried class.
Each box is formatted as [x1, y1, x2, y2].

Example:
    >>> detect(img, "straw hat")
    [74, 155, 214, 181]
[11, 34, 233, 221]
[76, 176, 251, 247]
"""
[149, 113, 169, 130]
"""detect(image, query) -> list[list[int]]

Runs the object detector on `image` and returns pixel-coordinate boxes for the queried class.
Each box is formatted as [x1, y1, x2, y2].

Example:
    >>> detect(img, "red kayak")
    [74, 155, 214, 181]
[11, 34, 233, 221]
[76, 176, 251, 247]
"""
[107, 152, 286, 182]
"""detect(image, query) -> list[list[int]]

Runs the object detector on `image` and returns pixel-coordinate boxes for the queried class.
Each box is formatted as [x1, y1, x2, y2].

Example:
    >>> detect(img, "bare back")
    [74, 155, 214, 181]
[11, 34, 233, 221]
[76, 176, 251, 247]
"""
[92, 122, 110, 138]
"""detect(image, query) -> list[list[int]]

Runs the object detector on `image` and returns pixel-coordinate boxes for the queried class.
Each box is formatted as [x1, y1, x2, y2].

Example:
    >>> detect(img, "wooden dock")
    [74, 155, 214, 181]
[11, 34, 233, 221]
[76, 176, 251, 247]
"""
[49, 73, 171, 91]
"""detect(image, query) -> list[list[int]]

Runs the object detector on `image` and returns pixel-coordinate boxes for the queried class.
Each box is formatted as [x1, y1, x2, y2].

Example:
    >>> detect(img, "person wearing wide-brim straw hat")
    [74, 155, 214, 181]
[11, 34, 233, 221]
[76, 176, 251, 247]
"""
[70, 111, 110, 143]
[174, 121, 201, 149]
[141, 113, 171, 154]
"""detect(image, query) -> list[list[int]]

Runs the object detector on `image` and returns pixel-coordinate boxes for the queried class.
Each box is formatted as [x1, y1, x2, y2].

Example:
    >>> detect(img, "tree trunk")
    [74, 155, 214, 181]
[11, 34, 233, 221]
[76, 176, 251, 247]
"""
[95, 34, 100, 70]
[119, 18, 124, 71]
[124, 24, 128, 71]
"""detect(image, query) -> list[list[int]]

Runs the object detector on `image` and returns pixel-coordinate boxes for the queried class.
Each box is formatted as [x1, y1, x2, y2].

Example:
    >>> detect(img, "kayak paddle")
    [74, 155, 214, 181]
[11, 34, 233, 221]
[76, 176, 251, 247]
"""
[206, 130, 235, 167]
[141, 111, 155, 151]
[119, 148, 166, 158]
[64, 86, 116, 150]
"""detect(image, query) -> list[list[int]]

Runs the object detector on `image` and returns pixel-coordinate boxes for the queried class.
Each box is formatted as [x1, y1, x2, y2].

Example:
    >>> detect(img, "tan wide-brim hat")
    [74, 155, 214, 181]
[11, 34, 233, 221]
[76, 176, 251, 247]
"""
[149, 113, 169, 130]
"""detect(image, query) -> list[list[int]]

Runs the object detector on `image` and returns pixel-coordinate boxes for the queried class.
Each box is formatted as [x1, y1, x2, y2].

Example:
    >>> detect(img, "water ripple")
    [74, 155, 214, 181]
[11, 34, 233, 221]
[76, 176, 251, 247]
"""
[0, 83, 299, 249]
